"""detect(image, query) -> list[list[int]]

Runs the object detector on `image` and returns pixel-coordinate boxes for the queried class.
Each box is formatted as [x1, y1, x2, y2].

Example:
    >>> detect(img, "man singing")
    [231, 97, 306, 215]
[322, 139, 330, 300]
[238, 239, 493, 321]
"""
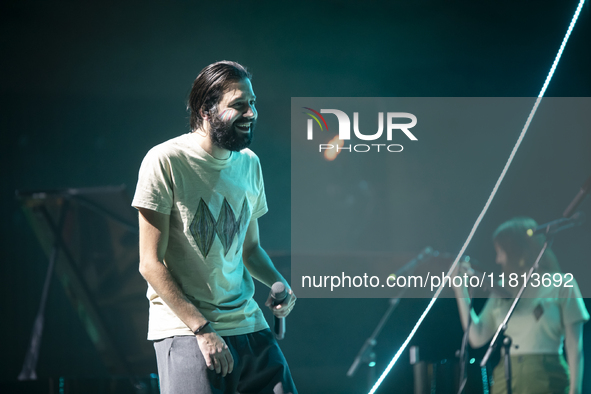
[132, 61, 297, 394]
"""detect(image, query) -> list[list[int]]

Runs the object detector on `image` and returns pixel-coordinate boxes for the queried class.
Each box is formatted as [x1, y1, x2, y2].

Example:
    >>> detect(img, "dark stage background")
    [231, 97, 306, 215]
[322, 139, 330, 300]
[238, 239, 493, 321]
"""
[1, 1, 590, 393]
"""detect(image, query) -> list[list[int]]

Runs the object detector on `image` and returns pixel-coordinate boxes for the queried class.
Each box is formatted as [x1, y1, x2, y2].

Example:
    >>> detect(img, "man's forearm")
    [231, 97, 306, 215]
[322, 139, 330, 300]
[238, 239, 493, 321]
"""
[243, 245, 287, 289]
[140, 259, 208, 332]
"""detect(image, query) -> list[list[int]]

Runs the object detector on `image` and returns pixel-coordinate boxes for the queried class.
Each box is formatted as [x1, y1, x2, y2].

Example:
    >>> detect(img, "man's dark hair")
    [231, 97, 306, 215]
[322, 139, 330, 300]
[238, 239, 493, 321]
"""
[188, 61, 252, 131]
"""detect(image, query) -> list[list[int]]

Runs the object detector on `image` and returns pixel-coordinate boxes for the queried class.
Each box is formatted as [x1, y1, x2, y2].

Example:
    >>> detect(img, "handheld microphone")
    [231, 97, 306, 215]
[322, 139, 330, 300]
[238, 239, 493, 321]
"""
[270, 282, 287, 340]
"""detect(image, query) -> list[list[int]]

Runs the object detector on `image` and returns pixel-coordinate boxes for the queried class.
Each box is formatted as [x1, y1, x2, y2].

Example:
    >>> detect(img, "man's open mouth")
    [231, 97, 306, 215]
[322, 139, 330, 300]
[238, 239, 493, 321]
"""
[235, 123, 251, 132]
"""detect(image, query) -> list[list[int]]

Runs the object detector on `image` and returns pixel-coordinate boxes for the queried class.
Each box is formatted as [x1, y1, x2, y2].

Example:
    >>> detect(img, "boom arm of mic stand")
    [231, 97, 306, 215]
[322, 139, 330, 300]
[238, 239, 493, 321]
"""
[563, 174, 591, 218]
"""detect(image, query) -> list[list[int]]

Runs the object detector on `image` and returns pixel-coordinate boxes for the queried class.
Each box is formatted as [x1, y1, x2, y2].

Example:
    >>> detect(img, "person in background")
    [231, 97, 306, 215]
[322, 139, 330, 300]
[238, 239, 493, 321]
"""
[453, 217, 588, 394]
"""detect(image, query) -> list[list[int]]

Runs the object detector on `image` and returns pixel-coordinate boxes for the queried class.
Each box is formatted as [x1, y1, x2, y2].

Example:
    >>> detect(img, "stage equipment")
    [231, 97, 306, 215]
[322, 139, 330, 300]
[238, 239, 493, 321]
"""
[528, 211, 585, 236]
[347, 247, 435, 389]
[563, 175, 591, 218]
[16, 186, 154, 385]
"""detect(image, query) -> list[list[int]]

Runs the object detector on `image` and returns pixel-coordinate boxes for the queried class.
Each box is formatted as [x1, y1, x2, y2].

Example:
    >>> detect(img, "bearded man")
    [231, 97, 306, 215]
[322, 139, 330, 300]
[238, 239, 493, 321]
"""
[132, 61, 297, 394]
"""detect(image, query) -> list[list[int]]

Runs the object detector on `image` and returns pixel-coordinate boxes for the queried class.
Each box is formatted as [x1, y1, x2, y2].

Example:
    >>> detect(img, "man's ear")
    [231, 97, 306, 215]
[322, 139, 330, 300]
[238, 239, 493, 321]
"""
[199, 106, 210, 121]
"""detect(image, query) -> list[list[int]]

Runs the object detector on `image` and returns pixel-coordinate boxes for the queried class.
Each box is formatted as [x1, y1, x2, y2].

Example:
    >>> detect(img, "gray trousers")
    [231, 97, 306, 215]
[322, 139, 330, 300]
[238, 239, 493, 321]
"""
[153, 329, 297, 394]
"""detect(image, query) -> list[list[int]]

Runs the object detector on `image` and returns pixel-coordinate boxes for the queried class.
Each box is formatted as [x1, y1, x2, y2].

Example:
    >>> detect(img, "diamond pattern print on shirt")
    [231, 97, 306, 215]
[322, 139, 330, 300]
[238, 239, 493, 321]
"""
[190, 198, 217, 258]
[235, 198, 251, 255]
[533, 303, 544, 321]
[190, 197, 251, 258]
[216, 199, 238, 255]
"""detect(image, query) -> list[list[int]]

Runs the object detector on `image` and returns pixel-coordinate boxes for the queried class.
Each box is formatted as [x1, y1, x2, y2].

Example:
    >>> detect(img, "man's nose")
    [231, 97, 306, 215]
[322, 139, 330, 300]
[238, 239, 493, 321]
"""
[243, 105, 256, 119]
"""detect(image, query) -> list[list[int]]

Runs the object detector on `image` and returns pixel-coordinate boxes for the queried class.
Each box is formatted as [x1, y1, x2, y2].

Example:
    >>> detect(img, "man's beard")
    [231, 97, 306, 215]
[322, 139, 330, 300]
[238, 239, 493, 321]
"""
[209, 111, 255, 152]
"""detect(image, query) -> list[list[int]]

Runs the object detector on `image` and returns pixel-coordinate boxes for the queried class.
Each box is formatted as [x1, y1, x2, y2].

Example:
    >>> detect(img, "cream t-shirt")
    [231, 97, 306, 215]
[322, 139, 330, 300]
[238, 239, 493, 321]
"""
[132, 132, 269, 339]
[475, 275, 589, 355]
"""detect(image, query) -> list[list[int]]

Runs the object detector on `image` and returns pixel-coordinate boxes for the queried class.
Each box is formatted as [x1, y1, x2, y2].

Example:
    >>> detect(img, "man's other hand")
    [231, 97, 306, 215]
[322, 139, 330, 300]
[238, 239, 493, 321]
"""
[195, 327, 234, 376]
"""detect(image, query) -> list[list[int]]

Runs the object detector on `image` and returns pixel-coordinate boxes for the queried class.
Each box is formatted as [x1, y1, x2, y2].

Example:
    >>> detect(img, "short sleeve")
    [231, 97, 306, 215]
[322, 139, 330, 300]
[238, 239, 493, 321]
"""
[560, 277, 590, 326]
[131, 148, 174, 215]
[251, 157, 268, 220]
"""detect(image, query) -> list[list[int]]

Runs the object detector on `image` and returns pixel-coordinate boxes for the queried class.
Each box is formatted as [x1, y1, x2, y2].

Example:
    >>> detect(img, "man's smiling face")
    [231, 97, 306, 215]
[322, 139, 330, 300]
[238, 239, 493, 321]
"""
[209, 78, 257, 152]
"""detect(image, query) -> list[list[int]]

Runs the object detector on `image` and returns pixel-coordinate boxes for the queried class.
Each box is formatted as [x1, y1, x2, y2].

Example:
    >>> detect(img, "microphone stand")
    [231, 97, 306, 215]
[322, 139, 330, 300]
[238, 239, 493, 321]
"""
[346, 296, 401, 387]
[346, 247, 434, 388]
[502, 336, 513, 394]
[457, 286, 474, 394]
[479, 232, 553, 394]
